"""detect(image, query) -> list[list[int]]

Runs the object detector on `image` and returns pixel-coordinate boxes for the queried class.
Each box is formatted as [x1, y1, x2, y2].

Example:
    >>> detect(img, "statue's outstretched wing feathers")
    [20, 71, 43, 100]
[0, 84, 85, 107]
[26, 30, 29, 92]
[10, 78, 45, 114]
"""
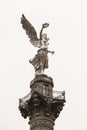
[21, 14, 38, 42]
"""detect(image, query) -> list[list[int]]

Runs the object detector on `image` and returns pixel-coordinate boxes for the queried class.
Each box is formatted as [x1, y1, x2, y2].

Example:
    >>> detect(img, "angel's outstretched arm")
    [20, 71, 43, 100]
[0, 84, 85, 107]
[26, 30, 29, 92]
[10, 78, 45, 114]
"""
[39, 23, 49, 40]
[40, 26, 44, 40]
[48, 50, 55, 55]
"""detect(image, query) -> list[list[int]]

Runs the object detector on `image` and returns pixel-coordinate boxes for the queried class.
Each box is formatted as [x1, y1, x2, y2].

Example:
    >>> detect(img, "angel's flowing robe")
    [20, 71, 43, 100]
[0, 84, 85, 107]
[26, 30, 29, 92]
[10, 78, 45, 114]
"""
[30, 48, 48, 74]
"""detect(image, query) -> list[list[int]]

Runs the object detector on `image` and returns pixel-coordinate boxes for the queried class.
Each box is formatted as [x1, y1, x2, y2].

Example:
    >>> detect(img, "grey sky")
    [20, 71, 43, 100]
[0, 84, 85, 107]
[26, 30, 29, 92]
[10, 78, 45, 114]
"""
[0, 0, 87, 130]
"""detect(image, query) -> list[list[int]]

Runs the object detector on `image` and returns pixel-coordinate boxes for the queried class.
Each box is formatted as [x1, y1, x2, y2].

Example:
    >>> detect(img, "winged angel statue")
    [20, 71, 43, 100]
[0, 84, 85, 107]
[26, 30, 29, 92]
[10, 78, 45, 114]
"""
[21, 14, 54, 75]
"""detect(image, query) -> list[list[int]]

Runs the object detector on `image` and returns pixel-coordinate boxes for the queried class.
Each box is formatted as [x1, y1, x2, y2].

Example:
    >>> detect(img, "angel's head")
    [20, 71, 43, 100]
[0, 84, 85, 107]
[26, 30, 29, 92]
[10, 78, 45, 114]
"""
[42, 33, 49, 42]
[41, 34, 49, 48]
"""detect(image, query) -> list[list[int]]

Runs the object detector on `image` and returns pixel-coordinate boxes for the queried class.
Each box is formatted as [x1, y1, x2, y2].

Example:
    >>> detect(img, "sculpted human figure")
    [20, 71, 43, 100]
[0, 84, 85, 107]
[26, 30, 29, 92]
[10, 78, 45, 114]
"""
[21, 14, 54, 75]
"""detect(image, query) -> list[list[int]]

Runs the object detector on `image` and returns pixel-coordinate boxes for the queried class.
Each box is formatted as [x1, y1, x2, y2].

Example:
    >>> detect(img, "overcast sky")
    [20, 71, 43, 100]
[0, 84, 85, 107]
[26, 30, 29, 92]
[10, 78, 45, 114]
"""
[0, 0, 87, 130]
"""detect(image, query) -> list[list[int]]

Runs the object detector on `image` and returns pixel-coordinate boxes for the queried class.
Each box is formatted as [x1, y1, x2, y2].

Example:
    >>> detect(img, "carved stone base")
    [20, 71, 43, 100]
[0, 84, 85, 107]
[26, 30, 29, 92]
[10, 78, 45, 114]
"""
[30, 74, 54, 98]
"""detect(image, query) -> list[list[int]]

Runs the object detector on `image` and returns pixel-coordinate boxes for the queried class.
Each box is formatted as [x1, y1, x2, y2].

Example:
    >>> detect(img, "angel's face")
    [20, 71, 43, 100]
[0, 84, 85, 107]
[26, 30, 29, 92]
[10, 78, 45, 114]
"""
[41, 34, 49, 48]
[42, 34, 47, 40]
[42, 34, 49, 43]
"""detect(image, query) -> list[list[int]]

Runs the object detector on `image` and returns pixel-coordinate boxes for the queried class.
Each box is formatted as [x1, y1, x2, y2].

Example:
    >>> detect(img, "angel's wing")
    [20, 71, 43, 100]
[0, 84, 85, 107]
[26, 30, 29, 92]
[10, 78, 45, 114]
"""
[21, 14, 40, 47]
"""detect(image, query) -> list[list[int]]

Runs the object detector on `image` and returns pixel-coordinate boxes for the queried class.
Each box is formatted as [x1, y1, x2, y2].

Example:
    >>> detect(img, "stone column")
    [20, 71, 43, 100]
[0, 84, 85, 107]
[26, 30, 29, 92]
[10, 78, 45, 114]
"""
[29, 74, 54, 130]
[30, 115, 54, 130]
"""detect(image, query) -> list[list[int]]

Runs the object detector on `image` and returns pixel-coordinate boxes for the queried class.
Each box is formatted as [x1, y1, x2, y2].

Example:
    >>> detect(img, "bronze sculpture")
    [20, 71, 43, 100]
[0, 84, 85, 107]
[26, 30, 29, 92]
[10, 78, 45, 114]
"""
[21, 14, 54, 75]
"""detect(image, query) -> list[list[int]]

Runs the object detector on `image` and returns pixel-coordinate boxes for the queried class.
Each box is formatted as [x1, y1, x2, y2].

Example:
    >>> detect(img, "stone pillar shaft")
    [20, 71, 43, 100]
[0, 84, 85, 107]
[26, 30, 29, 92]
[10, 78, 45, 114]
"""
[30, 115, 54, 130]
